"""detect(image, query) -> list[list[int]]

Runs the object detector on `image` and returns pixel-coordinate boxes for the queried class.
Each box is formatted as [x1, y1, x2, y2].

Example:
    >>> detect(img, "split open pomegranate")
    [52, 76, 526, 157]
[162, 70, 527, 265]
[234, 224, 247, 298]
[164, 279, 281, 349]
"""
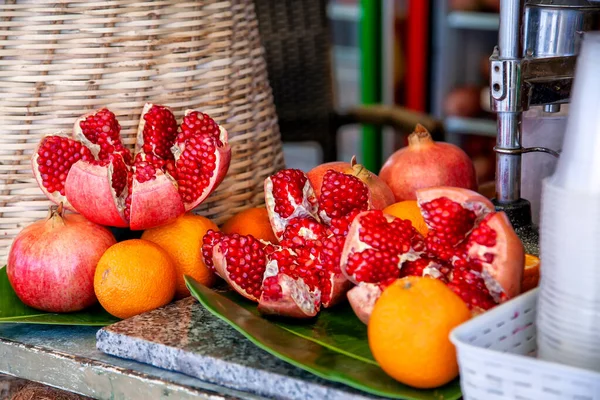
[32, 105, 231, 230]
[204, 167, 524, 322]
[341, 187, 524, 322]
[201, 168, 366, 318]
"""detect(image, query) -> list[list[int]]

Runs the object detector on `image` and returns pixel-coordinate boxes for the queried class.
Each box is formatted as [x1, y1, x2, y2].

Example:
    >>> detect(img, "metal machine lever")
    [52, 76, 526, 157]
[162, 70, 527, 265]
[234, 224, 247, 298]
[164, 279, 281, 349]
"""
[494, 146, 561, 158]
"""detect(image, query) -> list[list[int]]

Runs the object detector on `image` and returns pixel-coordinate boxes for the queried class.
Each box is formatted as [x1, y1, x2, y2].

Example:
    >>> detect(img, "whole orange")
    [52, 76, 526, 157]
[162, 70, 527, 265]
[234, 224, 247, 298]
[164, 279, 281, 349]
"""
[521, 254, 540, 293]
[383, 200, 429, 236]
[142, 213, 218, 298]
[94, 239, 176, 319]
[368, 276, 471, 389]
[221, 207, 278, 243]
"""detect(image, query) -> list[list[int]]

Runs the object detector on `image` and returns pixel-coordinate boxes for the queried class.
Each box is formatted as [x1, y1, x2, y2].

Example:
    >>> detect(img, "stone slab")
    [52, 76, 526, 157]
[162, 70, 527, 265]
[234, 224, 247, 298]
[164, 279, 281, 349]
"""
[96, 297, 384, 400]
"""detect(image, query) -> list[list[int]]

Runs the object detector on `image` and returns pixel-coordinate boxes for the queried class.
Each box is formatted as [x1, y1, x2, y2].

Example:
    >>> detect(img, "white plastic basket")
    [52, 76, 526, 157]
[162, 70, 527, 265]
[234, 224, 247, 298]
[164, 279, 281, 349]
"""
[450, 288, 600, 400]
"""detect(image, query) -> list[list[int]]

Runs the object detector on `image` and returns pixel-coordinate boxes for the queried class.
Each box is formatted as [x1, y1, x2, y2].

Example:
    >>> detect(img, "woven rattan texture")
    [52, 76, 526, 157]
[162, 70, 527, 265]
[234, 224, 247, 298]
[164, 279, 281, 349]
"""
[0, 0, 285, 263]
[253, 0, 334, 144]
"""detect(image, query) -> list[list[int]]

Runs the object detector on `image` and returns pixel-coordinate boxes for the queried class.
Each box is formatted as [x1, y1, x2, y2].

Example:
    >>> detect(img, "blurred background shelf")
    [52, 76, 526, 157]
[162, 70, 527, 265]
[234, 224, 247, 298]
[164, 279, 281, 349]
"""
[446, 11, 499, 30]
[444, 117, 497, 136]
[277, 0, 501, 185]
[327, 2, 361, 21]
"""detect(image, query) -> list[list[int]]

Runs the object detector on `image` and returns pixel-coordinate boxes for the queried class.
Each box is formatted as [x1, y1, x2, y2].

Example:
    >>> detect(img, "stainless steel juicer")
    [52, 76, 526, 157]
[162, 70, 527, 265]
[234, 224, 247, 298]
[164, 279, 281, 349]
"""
[491, 0, 600, 254]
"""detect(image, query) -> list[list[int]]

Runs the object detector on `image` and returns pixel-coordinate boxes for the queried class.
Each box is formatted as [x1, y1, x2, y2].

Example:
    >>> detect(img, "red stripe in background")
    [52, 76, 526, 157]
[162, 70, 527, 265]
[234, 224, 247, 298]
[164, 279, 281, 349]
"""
[406, 0, 429, 112]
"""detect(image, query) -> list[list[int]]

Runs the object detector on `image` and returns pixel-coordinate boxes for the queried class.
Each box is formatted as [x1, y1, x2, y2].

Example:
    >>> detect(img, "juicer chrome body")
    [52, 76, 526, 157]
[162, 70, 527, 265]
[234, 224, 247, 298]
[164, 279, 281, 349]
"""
[491, 0, 600, 254]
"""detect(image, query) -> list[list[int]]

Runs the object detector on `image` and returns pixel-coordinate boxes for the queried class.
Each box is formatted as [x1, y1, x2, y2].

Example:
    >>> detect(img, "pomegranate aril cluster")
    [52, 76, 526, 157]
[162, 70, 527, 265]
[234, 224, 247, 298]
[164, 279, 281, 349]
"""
[36, 137, 93, 195]
[222, 233, 267, 301]
[202, 230, 224, 271]
[270, 169, 310, 218]
[176, 136, 217, 203]
[141, 105, 178, 160]
[179, 111, 221, 144]
[78, 109, 133, 164]
[319, 170, 369, 219]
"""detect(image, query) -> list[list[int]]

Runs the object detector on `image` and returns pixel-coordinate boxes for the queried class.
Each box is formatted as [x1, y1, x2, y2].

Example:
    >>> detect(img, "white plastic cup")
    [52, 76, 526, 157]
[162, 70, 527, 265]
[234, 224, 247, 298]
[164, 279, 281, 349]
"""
[551, 32, 600, 192]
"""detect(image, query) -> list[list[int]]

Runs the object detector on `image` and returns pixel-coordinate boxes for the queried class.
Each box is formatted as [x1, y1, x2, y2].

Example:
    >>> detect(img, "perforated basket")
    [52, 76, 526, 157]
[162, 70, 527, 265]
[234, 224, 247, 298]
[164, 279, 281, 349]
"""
[450, 289, 600, 400]
[0, 0, 285, 264]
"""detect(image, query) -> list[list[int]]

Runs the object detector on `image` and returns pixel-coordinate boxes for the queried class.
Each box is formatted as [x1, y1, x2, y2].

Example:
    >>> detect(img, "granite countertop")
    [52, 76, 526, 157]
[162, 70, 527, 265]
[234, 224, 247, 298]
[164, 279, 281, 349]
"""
[0, 297, 387, 400]
[0, 321, 262, 399]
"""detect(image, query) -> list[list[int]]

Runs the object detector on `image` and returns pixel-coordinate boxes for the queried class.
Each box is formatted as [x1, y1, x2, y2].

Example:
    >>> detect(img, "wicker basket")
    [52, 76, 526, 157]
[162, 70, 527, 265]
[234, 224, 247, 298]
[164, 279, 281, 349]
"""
[0, 0, 285, 263]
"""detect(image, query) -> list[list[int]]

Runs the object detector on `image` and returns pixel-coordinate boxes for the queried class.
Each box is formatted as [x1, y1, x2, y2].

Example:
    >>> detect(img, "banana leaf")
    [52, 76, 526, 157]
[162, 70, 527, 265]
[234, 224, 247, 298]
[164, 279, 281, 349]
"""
[185, 276, 462, 400]
[0, 266, 119, 326]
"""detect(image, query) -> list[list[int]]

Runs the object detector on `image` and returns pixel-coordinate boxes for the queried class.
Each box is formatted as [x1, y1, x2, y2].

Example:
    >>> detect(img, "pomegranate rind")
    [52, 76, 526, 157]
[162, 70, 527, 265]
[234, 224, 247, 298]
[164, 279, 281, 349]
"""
[321, 273, 354, 308]
[258, 273, 320, 319]
[211, 241, 261, 303]
[347, 283, 383, 324]
[467, 212, 524, 300]
[135, 102, 156, 154]
[128, 170, 185, 230]
[65, 160, 128, 227]
[416, 186, 494, 218]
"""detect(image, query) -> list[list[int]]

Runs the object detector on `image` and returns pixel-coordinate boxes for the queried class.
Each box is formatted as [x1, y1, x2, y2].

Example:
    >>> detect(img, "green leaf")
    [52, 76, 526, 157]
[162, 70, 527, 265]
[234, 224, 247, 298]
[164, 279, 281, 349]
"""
[185, 276, 462, 400]
[0, 266, 119, 326]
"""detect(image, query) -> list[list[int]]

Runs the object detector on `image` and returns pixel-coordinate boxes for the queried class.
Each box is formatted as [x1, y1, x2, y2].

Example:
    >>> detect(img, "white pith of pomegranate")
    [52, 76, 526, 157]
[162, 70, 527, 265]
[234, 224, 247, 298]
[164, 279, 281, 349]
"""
[32, 105, 231, 230]
[264, 169, 319, 240]
[258, 247, 322, 318]
[340, 186, 524, 322]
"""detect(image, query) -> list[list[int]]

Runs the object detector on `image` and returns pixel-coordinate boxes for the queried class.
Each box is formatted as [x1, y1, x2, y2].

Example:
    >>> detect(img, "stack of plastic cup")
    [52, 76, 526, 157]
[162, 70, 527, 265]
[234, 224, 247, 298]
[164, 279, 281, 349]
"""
[536, 32, 600, 372]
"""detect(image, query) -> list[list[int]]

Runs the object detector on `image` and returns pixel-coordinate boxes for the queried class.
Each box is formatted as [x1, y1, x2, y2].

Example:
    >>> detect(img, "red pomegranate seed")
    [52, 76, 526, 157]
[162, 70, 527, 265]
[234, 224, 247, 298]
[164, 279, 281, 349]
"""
[270, 169, 310, 219]
[318, 170, 369, 220]
[178, 111, 221, 144]
[141, 105, 178, 161]
[36, 136, 94, 196]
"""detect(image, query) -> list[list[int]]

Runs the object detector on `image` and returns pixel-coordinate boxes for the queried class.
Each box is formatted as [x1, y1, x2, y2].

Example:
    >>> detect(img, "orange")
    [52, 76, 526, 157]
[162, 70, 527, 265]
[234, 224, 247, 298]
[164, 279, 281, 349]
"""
[142, 213, 219, 299]
[94, 239, 177, 319]
[368, 276, 471, 389]
[383, 200, 429, 236]
[221, 207, 278, 243]
[521, 254, 540, 293]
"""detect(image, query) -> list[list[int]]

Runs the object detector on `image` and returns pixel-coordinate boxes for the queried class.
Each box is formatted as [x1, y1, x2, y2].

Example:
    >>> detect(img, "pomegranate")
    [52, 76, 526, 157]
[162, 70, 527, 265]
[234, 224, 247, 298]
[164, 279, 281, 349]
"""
[443, 86, 482, 118]
[307, 156, 395, 210]
[449, 0, 480, 11]
[32, 105, 231, 230]
[379, 124, 477, 201]
[340, 187, 524, 322]
[7, 204, 116, 313]
[201, 167, 369, 318]
[347, 283, 383, 324]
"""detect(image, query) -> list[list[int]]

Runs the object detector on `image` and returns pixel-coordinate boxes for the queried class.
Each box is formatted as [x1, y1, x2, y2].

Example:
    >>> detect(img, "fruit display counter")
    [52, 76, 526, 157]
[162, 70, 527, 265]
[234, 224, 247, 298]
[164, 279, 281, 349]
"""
[0, 106, 537, 399]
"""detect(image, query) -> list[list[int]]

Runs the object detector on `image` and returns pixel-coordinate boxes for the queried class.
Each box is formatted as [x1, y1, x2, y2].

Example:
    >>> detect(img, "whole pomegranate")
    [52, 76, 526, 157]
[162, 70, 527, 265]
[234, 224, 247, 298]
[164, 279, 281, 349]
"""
[31, 104, 231, 230]
[379, 125, 477, 201]
[7, 204, 116, 313]
[307, 156, 395, 210]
